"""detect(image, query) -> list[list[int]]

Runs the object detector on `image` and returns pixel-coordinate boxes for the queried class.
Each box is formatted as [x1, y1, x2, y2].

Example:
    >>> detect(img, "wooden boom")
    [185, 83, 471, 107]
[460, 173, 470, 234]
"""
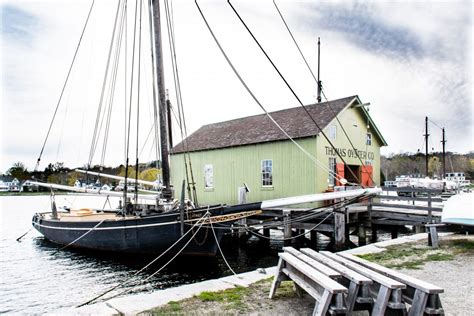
[75, 169, 158, 187]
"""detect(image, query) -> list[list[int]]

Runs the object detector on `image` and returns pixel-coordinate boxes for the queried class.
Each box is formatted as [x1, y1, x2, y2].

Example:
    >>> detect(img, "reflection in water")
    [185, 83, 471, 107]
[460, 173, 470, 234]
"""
[1, 195, 282, 314]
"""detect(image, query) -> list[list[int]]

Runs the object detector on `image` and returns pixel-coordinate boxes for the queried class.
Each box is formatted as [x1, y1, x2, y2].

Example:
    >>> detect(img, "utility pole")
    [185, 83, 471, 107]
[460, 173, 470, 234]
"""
[441, 128, 446, 179]
[424, 116, 429, 177]
[317, 37, 321, 103]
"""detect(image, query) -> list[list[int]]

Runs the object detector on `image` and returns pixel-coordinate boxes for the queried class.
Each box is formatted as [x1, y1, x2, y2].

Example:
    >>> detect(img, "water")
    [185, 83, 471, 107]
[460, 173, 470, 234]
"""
[0, 195, 281, 314]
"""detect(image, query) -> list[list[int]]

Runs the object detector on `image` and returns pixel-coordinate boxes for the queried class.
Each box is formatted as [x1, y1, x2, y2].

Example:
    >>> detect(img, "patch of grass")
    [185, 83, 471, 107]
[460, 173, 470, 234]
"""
[426, 253, 455, 261]
[142, 301, 182, 315]
[167, 301, 181, 312]
[385, 259, 426, 270]
[358, 237, 474, 269]
[197, 286, 250, 303]
[196, 286, 252, 311]
[450, 239, 474, 253]
[273, 281, 298, 298]
[198, 291, 226, 302]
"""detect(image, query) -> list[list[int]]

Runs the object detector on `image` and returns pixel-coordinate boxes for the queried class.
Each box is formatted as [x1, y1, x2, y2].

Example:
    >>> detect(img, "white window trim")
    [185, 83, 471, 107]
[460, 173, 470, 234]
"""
[329, 125, 337, 140]
[261, 159, 273, 187]
[204, 164, 213, 189]
[366, 133, 372, 146]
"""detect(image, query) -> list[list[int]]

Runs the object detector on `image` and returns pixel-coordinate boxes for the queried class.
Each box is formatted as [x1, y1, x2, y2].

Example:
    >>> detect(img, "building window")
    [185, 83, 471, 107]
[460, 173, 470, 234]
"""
[261, 159, 273, 187]
[366, 133, 372, 145]
[329, 125, 337, 140]
[328, 157, 336, 186]
[204, 164, 213, 189]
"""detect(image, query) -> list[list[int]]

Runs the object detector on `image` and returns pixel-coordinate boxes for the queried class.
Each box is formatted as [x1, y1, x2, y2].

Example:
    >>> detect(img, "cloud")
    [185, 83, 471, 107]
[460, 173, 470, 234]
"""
[1, 5, 38, 43]
[0, 0, 472, 172]
[310, 2, 425, 60]
[283, 1, 472, 155]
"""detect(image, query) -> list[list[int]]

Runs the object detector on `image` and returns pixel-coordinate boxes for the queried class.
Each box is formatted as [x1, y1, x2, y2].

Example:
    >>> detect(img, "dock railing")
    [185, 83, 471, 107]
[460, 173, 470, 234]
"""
[367, 187, 444, 233]
[377, 187, 443, 222]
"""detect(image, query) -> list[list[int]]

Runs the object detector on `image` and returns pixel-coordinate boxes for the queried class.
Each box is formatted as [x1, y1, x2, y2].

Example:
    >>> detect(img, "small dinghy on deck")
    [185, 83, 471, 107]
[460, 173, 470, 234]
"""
[441, 191, 474, 226]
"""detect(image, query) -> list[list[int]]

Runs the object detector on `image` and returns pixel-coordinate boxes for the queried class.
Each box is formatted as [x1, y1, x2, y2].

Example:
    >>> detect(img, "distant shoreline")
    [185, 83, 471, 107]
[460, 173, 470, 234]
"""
[0, 192, 52, 196]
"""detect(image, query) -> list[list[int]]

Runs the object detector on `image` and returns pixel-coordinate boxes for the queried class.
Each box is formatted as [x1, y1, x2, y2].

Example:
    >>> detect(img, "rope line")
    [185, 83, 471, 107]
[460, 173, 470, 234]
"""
[247, 210, 334, 241]
[194, 0, 344, 183]
[77, 210, 211, 307]
[100, 0, 128, 167]
[123, 0, 140, 199]
[223, 192, 368, 233]
[210, 220, 237, 276]
[273, 0, 376, 186]
[53, 219, 106, 255]
[106, 212, 211, 301]
[88, 0, 122, 167]
[134, 0, 144, 202]
[16, 228, 33, 242]
[227, 0, 359, 185]
[164, 0, 199, 205]
[35, 0, 95, 171]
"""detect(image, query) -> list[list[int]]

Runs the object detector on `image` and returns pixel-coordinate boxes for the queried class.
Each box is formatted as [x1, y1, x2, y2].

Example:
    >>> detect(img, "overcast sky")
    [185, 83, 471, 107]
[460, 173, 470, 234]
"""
[1, 0, 472, 172]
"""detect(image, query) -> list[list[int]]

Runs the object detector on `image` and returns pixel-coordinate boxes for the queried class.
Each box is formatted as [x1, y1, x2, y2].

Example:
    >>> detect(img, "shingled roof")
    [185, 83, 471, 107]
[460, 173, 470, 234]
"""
[171, 95, 364, 154]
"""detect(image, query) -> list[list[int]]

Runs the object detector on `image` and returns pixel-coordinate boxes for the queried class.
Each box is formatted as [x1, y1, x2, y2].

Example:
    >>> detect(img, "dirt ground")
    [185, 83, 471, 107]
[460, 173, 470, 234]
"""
[142, 234, 474, 315]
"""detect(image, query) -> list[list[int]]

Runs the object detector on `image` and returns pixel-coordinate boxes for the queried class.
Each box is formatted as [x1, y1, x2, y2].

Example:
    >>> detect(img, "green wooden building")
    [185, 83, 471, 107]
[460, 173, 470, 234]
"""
[170, 95, 387, 205]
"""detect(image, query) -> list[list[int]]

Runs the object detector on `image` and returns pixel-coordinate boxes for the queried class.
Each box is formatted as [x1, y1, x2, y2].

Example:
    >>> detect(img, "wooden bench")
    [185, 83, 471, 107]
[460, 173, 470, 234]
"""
[320, 251, 407, 316]
[283, 247, 342, 280]
[301, 248, 374, 314]
[269, 251, 348, 315]
[339, 252, 444, 316]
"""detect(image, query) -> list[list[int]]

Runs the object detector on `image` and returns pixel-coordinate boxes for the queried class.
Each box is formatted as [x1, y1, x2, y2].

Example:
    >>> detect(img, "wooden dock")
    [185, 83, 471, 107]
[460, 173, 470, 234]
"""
[242, 187, 445, 250]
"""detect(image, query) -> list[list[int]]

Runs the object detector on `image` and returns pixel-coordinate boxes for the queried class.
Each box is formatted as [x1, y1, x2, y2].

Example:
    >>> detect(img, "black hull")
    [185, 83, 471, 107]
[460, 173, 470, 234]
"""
[32, 210, 227, 256]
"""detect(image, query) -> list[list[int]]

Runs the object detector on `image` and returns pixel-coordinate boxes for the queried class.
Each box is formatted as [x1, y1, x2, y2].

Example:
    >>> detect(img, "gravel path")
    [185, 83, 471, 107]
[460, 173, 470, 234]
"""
[398, 253, 474, 315]
[143, 235, 474, 315]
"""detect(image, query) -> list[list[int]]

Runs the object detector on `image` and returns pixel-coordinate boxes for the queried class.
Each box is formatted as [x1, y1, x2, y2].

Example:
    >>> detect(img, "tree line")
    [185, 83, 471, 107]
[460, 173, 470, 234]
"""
[3, 161, 162, 187]
[381, 151, 473, 181]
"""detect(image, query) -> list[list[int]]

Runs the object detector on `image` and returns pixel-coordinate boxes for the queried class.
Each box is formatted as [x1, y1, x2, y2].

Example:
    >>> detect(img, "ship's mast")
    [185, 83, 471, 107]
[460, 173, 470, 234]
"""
[151, 0, 172, 200]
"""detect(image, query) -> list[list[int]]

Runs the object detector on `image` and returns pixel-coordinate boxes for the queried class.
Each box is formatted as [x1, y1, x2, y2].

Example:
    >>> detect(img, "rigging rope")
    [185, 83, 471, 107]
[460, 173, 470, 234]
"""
[247, 210, 333, 241]
[124, 0, 140, 200]
[103, 212, 211, 302]
[210, 219, 237, 276]
[124, 0, 129, 168]
[194, 0, 344, 183]
[35, 0, 95, 171]
[164, 0, 199, 205]
[221, 192, 369, 233]
[101, 1, 128, 167]
[87, 0, 122, 168]
[274, 0, 375, 186]
[78, 210, 211, 307]
[228, 0, 360, 186]
[134, 0, 144, 202]
[52, 218, 106, 255]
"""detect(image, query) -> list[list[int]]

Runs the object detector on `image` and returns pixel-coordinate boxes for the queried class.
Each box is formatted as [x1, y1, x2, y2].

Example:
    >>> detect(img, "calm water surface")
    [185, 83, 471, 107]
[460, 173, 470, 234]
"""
[0, 195, 281, 314]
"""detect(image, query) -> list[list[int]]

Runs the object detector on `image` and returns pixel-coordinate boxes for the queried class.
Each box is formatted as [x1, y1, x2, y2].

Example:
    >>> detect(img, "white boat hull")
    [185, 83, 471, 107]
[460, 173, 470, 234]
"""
[442, 192, 474, 226]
